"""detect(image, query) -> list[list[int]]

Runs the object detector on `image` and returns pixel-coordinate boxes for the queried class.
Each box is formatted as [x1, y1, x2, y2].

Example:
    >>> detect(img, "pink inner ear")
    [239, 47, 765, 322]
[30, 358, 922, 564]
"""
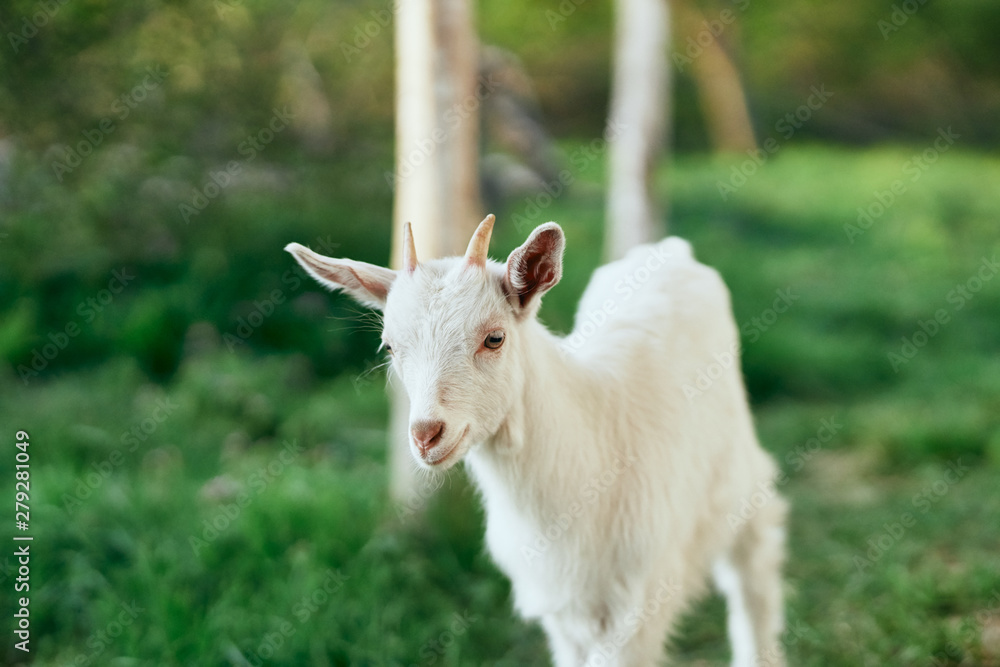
[537, 266, 554, 287]
[505, 225, 564, 308]
[511, 260, 553, 307]
[306, 263, 339, 285]
[346, 266, 389, 301]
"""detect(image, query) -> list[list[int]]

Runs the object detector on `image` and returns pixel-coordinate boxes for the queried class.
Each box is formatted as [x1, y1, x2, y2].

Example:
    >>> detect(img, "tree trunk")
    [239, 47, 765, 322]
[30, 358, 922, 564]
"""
[389, 0, 481, 507]
[605, 0, 670, 261]
[676, 0, 756, 153]
[433, 0, 482, 250]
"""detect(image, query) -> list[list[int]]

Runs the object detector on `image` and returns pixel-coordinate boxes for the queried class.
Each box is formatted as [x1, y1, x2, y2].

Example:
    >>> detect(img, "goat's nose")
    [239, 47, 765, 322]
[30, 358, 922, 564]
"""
[411, 420, 445, 455]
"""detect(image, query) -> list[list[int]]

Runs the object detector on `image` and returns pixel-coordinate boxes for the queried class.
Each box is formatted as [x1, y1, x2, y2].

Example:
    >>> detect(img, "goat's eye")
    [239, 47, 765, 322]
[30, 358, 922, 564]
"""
[382, 343, 392, 354]
[484, 330, 505, 350]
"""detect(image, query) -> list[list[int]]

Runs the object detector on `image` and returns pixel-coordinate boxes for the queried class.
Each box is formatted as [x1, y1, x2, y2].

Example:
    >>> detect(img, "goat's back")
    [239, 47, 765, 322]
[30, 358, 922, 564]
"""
[562, 236, 776, 597]
[569, 236, 735, 371]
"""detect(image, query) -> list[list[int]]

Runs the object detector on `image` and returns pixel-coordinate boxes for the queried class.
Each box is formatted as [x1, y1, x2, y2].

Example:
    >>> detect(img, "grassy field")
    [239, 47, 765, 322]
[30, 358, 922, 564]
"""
[3, 144, 1000, 666]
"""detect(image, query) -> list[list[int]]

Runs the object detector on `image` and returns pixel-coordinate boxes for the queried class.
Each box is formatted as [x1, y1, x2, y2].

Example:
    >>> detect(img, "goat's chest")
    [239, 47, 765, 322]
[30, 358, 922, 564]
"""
[479, 484, 602, 618]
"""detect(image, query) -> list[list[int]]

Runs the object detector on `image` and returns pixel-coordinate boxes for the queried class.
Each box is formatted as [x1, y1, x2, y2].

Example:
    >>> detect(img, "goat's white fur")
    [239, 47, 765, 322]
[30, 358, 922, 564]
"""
[286, 222, 787, 666]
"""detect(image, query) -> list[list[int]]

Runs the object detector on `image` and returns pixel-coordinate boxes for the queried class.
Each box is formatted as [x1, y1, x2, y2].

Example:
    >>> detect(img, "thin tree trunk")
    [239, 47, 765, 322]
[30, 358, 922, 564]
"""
[389, 0, 436, 507]
[605, 0, 670, 261]
[676, 0, 756, 153]
[389, 0, 480, 507]
[434, 0, 481, 252]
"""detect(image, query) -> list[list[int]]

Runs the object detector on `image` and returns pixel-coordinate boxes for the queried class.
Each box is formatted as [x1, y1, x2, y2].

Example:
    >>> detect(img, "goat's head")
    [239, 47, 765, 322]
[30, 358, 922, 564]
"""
[286, 215, 564, 470]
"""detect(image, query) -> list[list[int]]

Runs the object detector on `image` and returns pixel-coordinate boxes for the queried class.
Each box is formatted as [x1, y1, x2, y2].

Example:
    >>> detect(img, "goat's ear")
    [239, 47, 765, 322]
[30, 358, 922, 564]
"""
[503, 222, 565, 316]
[285, 243, 396, 310]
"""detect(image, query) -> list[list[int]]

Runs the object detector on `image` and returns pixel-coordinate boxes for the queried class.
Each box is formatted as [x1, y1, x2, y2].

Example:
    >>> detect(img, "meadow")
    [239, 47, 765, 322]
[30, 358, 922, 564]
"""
[2, 144, 999, 666]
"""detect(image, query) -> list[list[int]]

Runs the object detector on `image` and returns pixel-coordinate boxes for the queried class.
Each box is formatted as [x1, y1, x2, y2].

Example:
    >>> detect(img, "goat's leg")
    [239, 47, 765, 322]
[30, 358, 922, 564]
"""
[542, 614, 589, 667]
[720, 493, 788, 667]
[583, 586, 684, 666]
[604, 612, 674, 667]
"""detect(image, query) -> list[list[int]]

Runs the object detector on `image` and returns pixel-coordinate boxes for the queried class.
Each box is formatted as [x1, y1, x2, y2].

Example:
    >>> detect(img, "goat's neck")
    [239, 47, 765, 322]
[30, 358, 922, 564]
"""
[467, 317, 609, 515]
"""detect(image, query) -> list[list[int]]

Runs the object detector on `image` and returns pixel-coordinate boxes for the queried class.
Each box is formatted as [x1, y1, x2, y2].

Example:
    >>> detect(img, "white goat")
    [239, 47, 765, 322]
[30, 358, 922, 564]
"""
[286, 215, 787, 666]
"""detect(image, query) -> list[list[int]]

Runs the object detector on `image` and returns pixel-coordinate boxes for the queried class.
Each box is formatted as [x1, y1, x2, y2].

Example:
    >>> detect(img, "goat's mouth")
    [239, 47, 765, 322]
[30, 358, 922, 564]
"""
[423, 425, 471, 468]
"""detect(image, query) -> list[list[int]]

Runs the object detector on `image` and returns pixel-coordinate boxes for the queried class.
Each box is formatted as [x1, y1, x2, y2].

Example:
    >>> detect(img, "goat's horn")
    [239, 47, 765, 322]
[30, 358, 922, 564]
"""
[403, 222, 418, 273]
[464, 214, 495, 267]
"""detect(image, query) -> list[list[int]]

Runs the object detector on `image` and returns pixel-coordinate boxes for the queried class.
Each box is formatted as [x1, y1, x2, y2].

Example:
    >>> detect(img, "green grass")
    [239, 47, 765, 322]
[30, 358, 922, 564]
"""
[2, 144, 1000, 666]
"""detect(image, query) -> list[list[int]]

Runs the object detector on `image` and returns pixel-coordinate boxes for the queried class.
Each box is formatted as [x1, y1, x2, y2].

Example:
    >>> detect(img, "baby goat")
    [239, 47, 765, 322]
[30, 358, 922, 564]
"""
[286, 216, 787, 666]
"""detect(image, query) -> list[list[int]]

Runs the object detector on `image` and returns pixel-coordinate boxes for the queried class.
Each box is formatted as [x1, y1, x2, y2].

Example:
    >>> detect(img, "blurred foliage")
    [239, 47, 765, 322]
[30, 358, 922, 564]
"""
[1, 0, 1000, 663]
[2, 0, 999, 149]
[1, 145, 999, 664]
[2, 0, 1000, 382]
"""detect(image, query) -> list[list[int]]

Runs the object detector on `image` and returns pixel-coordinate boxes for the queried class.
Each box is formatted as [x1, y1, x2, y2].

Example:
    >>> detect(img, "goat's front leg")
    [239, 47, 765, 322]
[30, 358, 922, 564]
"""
[542, 615, 589, 667]
[592, 610, 675, 666]
[724, 493, 788, 667]
[576, 588, 684, 667]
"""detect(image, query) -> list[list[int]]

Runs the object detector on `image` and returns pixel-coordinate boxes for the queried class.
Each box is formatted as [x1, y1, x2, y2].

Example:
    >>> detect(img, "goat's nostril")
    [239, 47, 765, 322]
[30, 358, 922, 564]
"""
[411, 420, 445, 454]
